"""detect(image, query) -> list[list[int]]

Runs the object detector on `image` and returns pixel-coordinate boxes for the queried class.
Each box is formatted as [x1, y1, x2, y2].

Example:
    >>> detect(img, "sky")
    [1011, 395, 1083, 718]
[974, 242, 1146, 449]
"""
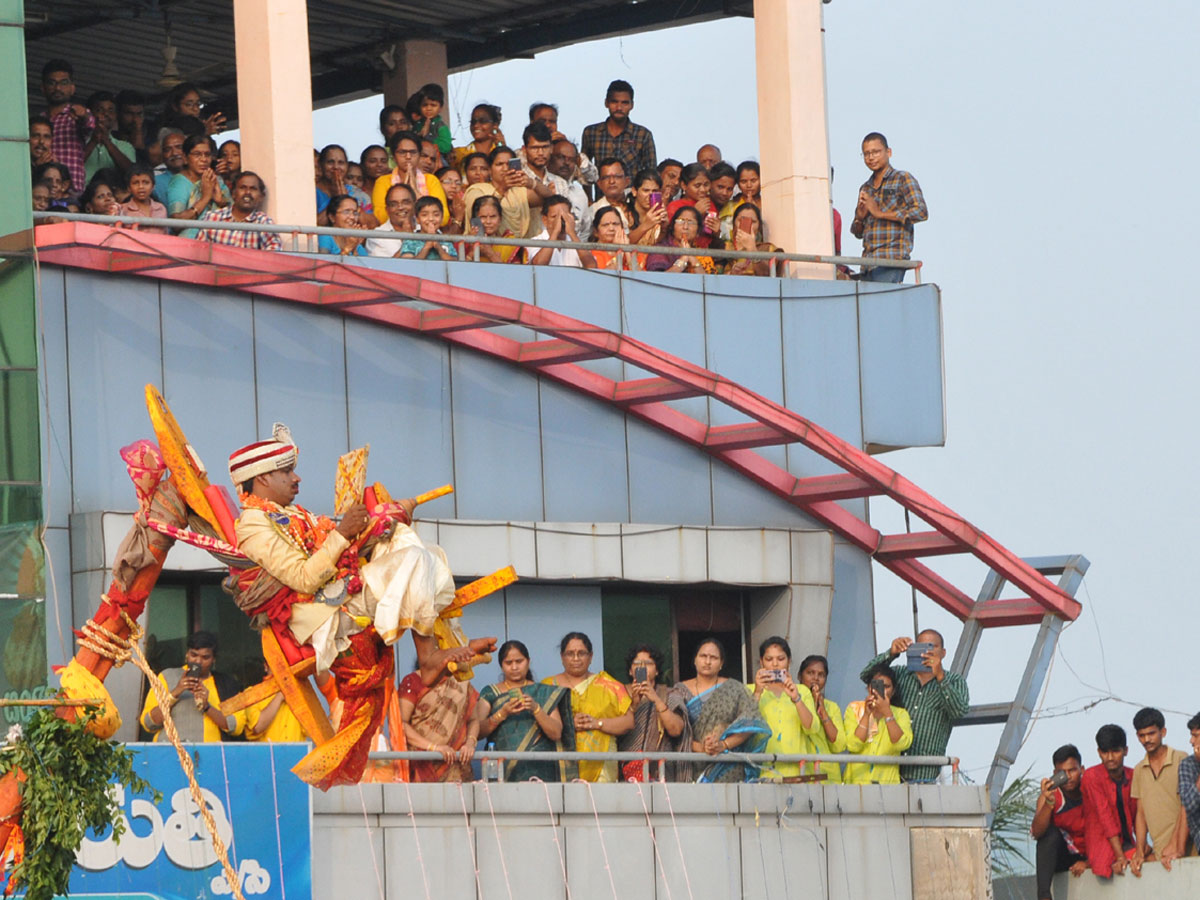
[296, 2, 1200, 789]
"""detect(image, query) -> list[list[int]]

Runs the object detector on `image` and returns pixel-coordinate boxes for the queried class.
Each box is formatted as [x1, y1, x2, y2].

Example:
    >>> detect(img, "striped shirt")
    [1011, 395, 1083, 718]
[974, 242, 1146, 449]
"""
[198, 208, 282, 251]
[850, 166, 927, 262]
[860, 650, 969, 782]
[1180, 755, 1200, 852]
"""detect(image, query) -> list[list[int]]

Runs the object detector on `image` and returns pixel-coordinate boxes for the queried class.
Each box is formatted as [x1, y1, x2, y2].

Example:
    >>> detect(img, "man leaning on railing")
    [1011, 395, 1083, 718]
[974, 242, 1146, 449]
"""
[197, 171, 281, 251]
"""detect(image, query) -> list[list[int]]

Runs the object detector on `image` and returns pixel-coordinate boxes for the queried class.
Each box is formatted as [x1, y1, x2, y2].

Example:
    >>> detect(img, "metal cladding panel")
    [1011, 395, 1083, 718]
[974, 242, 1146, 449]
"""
[780, 290, 863, 479]
[859, 284, 946, 449]
[64, 271, 162, 513]
[37, 267, 70, 529]
[477, 824, 567, 900]
[533, 266, 624, 381]
[252, 299, 348, 507]
[625, 416, 714, 526]
[655, 824, 744, 900]
[710, 462, 820, 528]
[344, 319, 456, 520]
[450, 348, 545, 522]
[741, 816, 829, 900]
[826, 543, 878, 704]
[538, 379, 631, 523]
[448, 259, 537, 344]
[620, 270, 709, 421]
[566, 819, 655, 900]
[160, 284, 257, 483]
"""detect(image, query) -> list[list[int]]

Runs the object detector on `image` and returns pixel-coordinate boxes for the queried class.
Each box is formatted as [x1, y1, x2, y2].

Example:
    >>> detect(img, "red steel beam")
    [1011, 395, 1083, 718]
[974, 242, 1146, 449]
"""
[703, 422, 790, 451]
[33, 224, 1081, 623]
[876, 531, 965, 561]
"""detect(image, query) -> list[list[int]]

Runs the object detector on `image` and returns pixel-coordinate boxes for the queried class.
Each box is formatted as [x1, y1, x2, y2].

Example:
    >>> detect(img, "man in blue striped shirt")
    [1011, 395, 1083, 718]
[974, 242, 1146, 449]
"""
[860, 629, 969, 782]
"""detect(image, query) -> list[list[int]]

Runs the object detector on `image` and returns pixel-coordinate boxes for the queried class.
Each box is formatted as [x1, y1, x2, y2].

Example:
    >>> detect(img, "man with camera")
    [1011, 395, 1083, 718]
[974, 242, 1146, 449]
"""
[858, 629, 969, 782]
[140, 630, 245, 742]
[1031, 744, 1089, 899]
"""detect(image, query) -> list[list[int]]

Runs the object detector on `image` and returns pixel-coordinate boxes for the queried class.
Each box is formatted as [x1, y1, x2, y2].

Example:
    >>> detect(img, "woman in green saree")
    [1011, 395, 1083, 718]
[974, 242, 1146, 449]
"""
[476, 640, 576, 782]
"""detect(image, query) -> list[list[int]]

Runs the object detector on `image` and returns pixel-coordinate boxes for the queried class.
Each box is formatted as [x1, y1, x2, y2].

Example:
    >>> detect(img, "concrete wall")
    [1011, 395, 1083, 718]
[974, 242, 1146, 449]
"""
[313, 782, 991, 900]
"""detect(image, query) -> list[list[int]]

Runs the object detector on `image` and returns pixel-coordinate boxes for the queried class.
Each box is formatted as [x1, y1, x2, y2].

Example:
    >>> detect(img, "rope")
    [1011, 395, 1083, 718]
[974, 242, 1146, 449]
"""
[401, 779, 433, 900]
[268, 745, 288, 900]
[480, 781, 515, 900]
[659, 784, 696, 900]
[632, 781, 672, 900]
[76, 611, 246, 900]
[579, 780, 619, 900]
[455, 781, 485, 900]
[532, 778, 571, 900]
[356, 784, 386, 900]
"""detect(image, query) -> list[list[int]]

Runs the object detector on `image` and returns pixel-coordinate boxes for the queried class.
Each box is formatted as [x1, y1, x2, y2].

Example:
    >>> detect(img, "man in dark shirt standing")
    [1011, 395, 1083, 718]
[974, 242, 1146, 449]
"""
[850, 131, 927, 283]
[581, 79, 656, 181]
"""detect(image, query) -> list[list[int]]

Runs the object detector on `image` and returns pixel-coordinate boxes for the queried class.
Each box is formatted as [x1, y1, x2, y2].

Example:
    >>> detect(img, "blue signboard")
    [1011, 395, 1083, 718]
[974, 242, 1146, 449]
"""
[60, 742, 311, 900]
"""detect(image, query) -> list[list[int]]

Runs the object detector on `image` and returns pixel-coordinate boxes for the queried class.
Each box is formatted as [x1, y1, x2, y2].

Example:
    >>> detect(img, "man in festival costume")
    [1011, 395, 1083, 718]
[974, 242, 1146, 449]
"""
[225, 423, 493, 786]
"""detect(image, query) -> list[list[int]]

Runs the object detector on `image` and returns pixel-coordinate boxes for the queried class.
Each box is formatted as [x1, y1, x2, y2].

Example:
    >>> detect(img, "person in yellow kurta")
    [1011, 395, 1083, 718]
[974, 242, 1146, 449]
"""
[748, 636, 817, 780]
[140, 631, 246, 742]
[796, 653, 847, 784]
[244, 661, 306, 743]
[542, 632, 633, 783]
[844, 664, 914, 785]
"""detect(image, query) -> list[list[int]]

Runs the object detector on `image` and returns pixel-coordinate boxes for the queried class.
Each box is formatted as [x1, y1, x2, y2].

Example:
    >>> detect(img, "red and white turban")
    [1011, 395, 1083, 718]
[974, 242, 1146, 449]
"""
[228, 423, 298, 486]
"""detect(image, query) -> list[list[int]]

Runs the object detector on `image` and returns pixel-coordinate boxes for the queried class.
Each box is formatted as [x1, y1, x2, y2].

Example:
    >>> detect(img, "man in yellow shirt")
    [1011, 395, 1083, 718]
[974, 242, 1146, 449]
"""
[140, 631, 245, 742]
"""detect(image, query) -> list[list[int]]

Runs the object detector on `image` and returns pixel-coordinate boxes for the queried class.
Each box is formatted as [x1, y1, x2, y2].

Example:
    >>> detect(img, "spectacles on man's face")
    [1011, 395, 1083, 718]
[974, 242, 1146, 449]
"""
[862, 148, 888, 159]
[44, 77, 72, 87]
[395, 147, 419, 157]
[599, 173, 626, 182]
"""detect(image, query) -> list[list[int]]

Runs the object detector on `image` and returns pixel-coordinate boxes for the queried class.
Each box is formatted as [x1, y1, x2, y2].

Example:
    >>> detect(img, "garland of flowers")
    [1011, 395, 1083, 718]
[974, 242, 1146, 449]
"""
[0, 710, 157, 900]
[239, 492, 365, 594]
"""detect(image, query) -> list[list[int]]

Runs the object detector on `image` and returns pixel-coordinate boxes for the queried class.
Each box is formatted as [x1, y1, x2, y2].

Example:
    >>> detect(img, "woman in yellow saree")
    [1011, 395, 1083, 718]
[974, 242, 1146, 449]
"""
[542, 632, 634, 782]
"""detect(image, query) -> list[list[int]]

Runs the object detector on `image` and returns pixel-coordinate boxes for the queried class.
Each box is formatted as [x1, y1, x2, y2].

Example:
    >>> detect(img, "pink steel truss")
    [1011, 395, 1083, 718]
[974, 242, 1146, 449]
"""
[34, 224, 1081, 626]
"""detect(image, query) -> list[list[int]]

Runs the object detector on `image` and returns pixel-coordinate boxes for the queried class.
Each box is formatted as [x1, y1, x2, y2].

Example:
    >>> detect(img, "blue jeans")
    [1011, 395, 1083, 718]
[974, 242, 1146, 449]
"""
[862, 265, 907, 283]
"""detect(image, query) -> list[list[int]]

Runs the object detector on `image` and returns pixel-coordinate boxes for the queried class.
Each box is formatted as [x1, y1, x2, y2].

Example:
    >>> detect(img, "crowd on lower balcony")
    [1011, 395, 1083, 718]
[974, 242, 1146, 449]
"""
[29, 59, 929, 281]
[141, 626, 969, 788]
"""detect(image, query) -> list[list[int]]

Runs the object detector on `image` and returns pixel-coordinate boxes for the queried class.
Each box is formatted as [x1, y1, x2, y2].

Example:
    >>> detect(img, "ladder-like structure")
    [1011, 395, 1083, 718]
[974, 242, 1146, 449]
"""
[34, 223, 1086, 796]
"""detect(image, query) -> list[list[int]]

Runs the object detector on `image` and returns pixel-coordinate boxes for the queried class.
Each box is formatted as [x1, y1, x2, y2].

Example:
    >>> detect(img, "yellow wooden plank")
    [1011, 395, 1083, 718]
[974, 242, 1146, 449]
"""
[260, 629, 334, 744]
[220, 655, 316, 715]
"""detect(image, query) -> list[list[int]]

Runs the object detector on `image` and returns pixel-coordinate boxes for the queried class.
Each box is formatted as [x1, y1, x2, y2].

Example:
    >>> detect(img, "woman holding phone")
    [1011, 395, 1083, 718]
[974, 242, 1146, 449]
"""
[750, 636, 817, 779]
[722, 203, 784, 276]
[461, 145, 544, 241]
[844, 664, 913, 784]
[476, 640, 576, 782]
[464, 195, 524, 263]
[666, 163, 720, 245]
[618, 643, 685, 781]
[626, 169, 668, 246]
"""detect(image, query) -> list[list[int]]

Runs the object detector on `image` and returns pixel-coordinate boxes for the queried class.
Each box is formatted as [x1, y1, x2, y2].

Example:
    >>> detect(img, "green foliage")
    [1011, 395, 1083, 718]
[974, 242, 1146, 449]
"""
[0, 709, 158, 900]
[989, 768, 1040, 877]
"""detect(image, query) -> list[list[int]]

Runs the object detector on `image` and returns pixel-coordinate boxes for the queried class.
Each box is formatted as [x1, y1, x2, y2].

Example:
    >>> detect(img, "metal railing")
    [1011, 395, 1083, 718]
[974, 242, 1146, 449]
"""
[31, 211, 923, 280]
[367, 749, 960, 784]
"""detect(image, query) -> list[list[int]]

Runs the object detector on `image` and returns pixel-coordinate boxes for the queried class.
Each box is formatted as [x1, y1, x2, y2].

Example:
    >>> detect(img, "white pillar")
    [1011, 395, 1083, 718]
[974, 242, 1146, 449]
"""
[233, 0, 316, 227]
[754, 0, 835, 279]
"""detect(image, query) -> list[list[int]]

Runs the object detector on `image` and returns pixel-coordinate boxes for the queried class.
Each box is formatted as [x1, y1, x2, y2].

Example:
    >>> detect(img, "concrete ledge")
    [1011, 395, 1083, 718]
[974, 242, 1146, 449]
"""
[1052, 857, 1200, 899]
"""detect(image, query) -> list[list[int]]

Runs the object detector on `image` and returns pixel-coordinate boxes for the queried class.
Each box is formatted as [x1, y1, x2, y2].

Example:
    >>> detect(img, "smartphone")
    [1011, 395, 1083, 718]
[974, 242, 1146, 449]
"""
[185, 663, 202, 678]
[1049, 769, 1069, 789]
[737, 216, 754, 235]
[634, 664, 648, 683]
[649, 191, 662, 208]
[905, 642, 934, 673]
[507, 158, 523, 172]
[470, 216, 482, 236]
[869, 677, 888, 697]
[768, 669, 787, 683]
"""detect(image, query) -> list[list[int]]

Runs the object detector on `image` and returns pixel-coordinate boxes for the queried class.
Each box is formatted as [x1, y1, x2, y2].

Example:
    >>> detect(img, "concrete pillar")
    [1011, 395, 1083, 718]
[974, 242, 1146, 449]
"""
[381, 40, 449, 110]
[233, 0, 316, 227]
[753, 0, 835, 279]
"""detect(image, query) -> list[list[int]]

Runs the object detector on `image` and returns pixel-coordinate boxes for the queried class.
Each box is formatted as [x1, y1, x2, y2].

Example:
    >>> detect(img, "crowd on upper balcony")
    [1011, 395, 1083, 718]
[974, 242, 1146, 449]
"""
[29, 59, 928, 281]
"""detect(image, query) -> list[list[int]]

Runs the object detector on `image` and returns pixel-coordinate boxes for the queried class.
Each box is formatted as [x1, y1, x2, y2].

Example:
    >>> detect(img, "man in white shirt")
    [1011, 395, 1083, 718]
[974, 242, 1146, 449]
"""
[521, 122, 569, 237]
[580, 157, 631, 239]
[549, 139, 593, 235]
[529, 196, 596, 269]
[366, 183, 416, 257]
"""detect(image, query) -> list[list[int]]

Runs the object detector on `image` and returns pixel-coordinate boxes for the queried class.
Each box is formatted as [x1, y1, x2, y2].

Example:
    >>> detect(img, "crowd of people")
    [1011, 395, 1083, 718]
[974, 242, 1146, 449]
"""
[30, 59, 928, 281]
[1032, 712, 1200, 897]
[142, 624, 970, 787]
